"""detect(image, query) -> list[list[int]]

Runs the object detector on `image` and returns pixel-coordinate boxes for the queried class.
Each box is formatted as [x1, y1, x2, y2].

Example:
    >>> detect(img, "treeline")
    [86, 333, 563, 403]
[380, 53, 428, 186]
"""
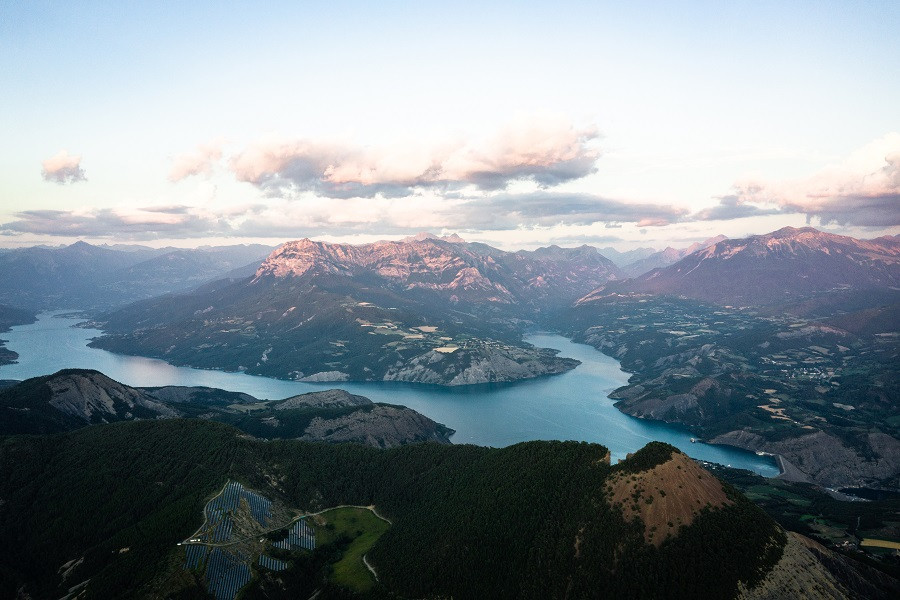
[0, 420, 784, 599]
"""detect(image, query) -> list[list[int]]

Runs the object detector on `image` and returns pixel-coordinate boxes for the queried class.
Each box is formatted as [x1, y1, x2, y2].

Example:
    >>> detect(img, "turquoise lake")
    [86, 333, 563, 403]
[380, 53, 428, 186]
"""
[0, 311, 779, 476]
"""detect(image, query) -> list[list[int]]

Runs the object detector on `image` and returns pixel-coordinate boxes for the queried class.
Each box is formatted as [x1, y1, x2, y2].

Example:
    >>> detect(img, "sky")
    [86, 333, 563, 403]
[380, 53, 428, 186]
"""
[2, 0, 899, 251]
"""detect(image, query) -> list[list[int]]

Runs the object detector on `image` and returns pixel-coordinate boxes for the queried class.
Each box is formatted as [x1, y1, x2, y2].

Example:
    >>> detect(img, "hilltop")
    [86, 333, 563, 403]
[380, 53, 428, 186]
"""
[0, 369, 452, 447]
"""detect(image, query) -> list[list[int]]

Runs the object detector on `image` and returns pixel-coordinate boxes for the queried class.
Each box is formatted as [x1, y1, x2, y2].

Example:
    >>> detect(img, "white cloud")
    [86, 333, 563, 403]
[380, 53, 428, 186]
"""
[226, 113, 601, 198]
[720, 133, 900, 226]
[41, 150, 86, 184]
[169, 139, 226, 181]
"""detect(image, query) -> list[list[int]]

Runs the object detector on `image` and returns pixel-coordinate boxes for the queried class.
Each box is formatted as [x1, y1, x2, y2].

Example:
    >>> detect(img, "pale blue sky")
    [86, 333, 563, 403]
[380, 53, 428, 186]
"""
[2, 1, 898, 249]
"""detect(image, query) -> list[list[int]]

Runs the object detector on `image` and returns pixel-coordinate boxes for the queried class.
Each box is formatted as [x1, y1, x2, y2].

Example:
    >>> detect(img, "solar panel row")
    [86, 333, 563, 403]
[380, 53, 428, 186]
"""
[205, 548, 251, 600]
[257, 554, 287, 572]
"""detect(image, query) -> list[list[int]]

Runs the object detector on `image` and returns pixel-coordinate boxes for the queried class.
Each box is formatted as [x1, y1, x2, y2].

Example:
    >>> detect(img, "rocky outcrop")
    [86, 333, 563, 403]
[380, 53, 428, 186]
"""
[710, 429, 900, 488]
[739, 532, 900, 600]
[0, 371, 455, 449]
[382, 346, 578, 386]
[273, 389, 371, 410]
[300, 404, 453, 447]
[298, 371, 350, 382]
[46, 371, 179, 421]
[0, 369, 181, 435]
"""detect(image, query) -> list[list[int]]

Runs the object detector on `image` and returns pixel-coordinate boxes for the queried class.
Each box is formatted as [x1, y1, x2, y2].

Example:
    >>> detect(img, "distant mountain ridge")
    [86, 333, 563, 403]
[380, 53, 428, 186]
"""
[0, 241, 275, 310]
[620, 235, 727, 277]
[580, 227, 900, 307]
[597, 245, 658, 267]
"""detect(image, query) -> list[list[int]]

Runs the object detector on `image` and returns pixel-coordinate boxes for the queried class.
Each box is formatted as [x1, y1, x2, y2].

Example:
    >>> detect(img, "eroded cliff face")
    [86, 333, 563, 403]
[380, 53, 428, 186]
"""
[710, 430, 900, 489]
[46, 371, 180, 422]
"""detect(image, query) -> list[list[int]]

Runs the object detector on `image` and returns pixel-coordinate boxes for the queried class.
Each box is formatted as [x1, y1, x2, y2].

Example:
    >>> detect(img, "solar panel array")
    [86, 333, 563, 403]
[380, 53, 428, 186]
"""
[273, 518, 315, 551]
[205, 548, 251, 600]
[200, 481, 274, 544]
[241, 487, 272, 527]
[183, 544, 209, 570]
[257, 554, 288, 572]
[181, 481, 283, 599]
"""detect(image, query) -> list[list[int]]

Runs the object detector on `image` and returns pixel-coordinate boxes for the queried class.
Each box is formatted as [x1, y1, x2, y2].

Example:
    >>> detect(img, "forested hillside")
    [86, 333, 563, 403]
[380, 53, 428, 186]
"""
[0, 420, 788, 599]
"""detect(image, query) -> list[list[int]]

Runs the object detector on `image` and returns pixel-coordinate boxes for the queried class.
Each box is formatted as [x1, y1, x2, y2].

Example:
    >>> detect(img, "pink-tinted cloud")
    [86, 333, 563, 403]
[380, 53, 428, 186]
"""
[169, 140, 225, 181]
[41, 150, 86, 184]
[443, 113, 600, 189]
[1, 206, 227, 240]
[710, 133, 900, 226]
[228, 114, 600, 198]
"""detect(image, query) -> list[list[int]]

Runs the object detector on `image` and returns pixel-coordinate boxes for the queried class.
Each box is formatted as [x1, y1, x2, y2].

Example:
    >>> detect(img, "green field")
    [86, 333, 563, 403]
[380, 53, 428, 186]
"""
[315, 507, 391, 593]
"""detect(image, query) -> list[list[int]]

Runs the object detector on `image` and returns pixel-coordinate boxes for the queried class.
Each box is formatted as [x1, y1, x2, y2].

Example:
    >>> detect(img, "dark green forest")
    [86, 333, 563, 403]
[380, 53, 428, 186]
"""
[0, 421, 784, 599]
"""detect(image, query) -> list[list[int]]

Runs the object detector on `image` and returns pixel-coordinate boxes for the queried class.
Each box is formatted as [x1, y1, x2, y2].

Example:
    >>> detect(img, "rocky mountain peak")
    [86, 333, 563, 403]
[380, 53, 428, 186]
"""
[401, 232, 467, 244]
[699, 226, 900, 262]
[43, 369, 179, 421]
[578, 226, 900, 307]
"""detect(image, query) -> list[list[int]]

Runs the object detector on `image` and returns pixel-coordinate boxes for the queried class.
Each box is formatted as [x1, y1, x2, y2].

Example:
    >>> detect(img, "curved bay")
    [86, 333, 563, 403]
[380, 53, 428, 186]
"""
[0, 311, 778, 476]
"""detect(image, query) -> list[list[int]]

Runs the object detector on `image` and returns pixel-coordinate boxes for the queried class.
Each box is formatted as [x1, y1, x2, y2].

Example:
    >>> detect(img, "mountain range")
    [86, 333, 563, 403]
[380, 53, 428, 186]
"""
[618, 234, 728, 277]
[88, 227, 900, 389]
[89, 235, 628, 384]
[583, 227, 900, 308]
[0, 241, 274, 310]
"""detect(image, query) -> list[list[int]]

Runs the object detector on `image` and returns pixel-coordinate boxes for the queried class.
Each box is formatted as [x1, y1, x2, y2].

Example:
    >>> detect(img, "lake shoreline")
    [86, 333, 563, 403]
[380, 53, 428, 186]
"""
[0, 311, 780, 477]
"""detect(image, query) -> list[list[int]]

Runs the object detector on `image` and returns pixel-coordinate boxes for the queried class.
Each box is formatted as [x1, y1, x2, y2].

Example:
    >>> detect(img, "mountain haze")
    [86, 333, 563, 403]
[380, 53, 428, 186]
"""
[620, 234, 727, 277]
[0, 241, 274, 310]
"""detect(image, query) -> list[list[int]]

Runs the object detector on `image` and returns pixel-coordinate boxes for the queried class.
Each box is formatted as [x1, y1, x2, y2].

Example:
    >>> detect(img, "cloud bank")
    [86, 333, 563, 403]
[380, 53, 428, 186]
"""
[1, 206, 227, 240]
[41, 150, 86, 184]
[698, 133, 900, 226]
[453, 192, 687, 229]
[219, 114, 601, 198]
[12, 129, 899, 245]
